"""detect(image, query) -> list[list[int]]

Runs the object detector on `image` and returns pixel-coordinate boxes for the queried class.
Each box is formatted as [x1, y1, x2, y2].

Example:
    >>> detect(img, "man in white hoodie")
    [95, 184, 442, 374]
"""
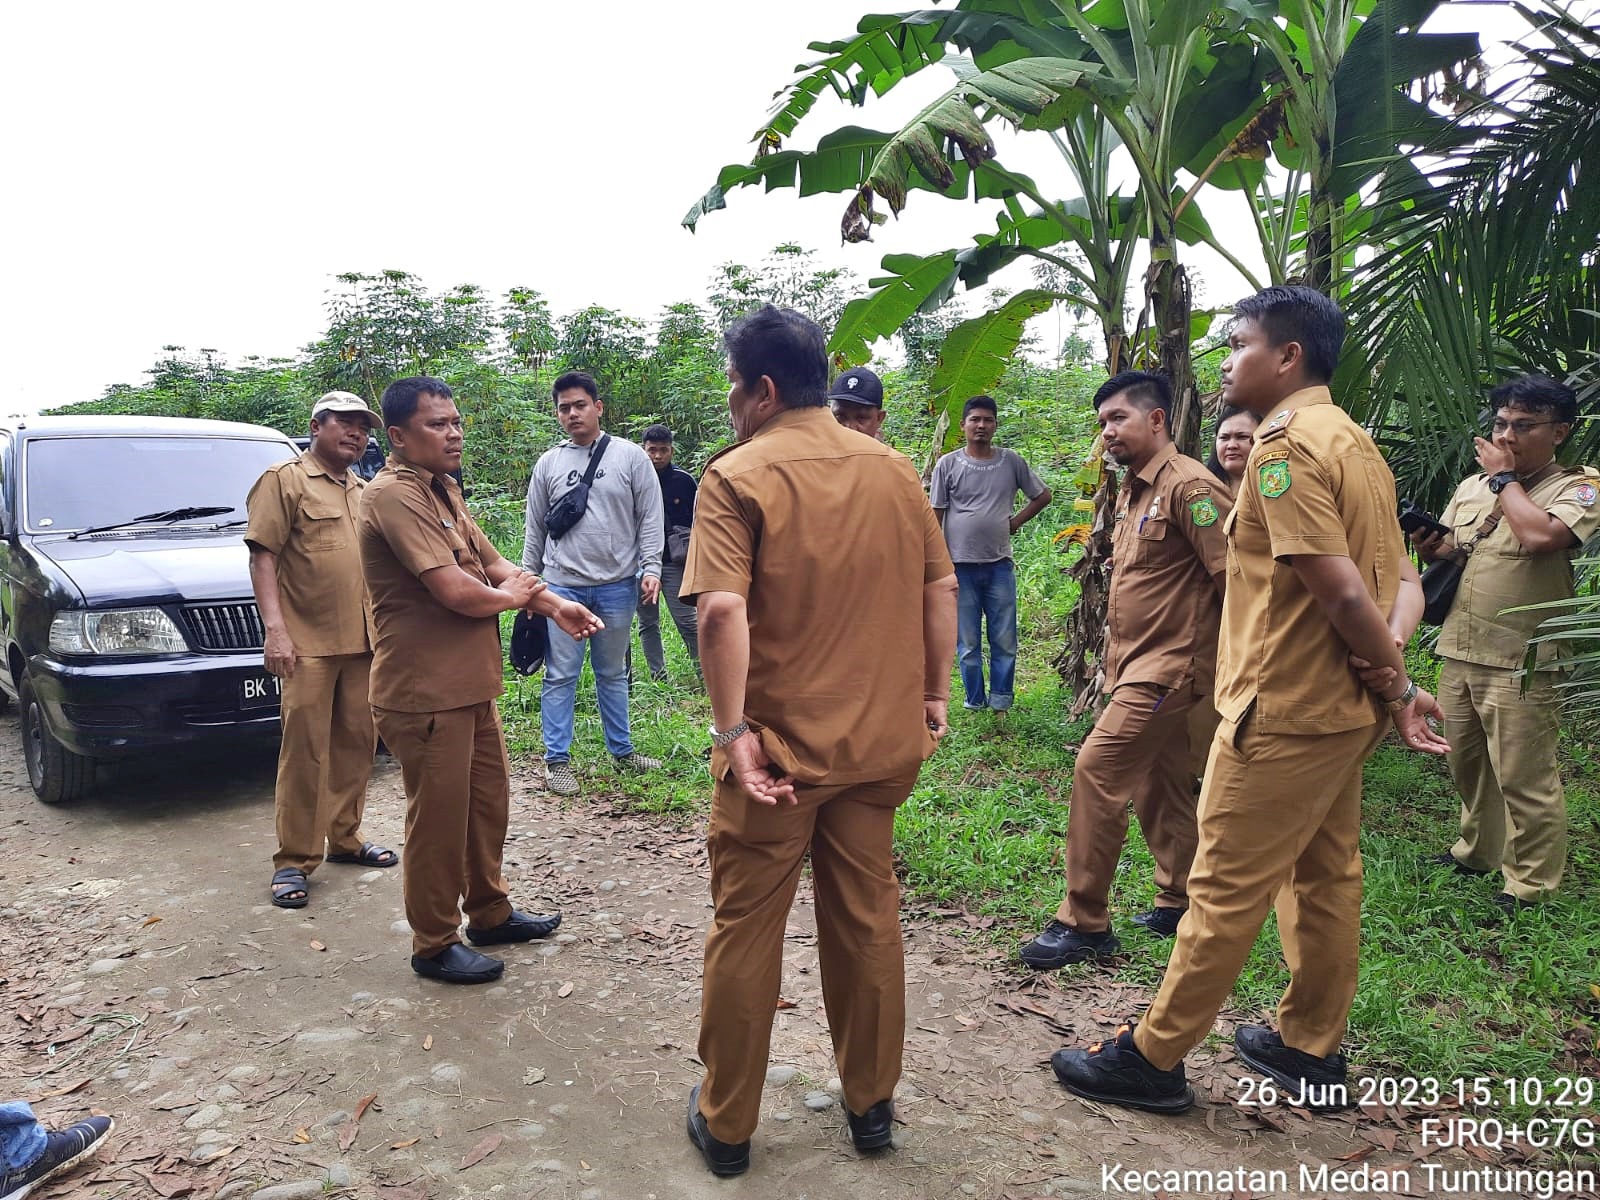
[524, 371, 665, 795]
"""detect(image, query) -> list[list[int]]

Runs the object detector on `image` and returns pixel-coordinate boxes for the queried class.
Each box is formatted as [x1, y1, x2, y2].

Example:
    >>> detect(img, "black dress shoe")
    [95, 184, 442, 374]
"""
[1427, 851, 1492, 878]
[1234, 1025, 1351, 1110]
[1491, 891, 1537, 916]
[847, 1099, 895, 1151]
[686, 1084, 749, 1176]
[411, 943, 504, 984]
[1019, 920, 1121, 969]
[1051, 1022, 1194, 1114]
[1131, 907, 1185, 938]
[465, 909, 562, 945]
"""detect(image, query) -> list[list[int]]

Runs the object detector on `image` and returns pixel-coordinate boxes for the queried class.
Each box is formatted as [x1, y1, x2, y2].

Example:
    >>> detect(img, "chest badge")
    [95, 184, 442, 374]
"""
[1575, 482, 1597, 508]
[1258, 460, 1291, 498]
[1189, 496, 1219, 526]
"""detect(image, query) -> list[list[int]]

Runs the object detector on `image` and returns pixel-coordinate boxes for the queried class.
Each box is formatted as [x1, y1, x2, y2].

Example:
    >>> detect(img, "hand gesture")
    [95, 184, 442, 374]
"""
[924, 698, 950, 744]
[264, 627, 298, 679]
[640, 574, 662, 605]
[725, 730, 797, 806]
[1474, 436, 1515, 477]
[502, 570, 545, 610]
[1393, 687, 1450, 756]
[550, 598, 604, 640]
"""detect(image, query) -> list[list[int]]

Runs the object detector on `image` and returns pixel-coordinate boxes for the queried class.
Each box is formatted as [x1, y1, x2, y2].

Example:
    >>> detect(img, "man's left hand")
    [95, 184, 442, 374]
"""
[640, 575, 661, 605]
[924, 698, 950, 743]
[1349, 635, 1405, 694]
[725, 730, 797, 806]
[1474, 436, 1515, 476]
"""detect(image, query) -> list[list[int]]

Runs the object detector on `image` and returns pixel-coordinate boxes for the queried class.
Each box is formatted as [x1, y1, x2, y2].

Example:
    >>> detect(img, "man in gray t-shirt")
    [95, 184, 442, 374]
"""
[929, 394, 1052, 712]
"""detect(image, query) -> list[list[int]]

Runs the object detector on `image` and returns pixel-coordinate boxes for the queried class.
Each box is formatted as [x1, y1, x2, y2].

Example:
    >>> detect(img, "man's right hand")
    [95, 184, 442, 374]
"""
[1410, 528, 1448, 562]
[264, 627, 297, 679]
[1393, 687, 1450, 756]
[502, 570, 545, 610]
[726, 730, 797, 806]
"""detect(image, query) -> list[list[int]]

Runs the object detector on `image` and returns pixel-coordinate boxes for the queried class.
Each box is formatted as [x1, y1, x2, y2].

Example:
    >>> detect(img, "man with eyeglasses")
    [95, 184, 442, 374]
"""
[1413, 374, 1600, 912]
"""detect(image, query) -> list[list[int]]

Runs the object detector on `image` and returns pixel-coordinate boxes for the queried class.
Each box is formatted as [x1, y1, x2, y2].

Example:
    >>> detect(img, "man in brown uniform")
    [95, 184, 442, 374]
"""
[681, 305, 958, 1176]
[1051, 286, 1449, 1113]
[362, 376, 601, 984]
[248, 392, 393, 910]
[1415, 374, 1600, 909]
[1021, 372, 1228, 968]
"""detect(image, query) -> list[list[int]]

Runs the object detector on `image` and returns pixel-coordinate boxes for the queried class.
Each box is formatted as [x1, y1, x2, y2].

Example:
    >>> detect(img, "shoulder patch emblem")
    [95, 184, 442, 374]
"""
[1259, 459, 1292, 498]
[1576, 482, 1597, 508]
[1190, 496, 1219, 526]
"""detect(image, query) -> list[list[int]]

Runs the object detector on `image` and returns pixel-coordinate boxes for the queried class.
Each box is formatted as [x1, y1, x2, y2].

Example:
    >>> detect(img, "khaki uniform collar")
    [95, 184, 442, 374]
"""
[298, 450, 351, 486]
[750, 405, 833, 441]
[1269, 385, 1332, 419]
[1518, 459, 1563, 487]
[1133, 440, 1180, 487]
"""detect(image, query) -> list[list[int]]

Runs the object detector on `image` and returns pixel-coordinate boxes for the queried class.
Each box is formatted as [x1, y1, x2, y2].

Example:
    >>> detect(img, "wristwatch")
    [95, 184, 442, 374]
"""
[1487, 470, 1519, 495]
[710, 720, 751, 749]
[1384, 680, 1419, 713]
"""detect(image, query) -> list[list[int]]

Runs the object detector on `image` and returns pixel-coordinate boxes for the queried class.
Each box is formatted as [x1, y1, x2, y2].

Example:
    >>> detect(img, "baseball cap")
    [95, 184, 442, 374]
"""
[826, 367, 884, 409]
[312, 391, 379, 429]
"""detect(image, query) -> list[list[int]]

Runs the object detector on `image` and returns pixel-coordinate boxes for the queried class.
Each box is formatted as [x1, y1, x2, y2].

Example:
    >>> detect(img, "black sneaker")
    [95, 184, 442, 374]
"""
[1234, 1025, 1352, 1110]
[1051, 1023, 1194, 1114]
[1491, 892, 1537, 917]
[686, 1085, 750, 1177]
[1, 1115, 115, 1200]
[1131, 907, 1185, 938]
[1426, 851, 1492, 878]
[1019, 920, 1121, 969]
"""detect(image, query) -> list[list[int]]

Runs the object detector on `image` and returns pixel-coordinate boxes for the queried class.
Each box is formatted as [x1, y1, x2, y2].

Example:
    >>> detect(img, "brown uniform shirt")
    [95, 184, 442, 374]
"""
[1215, 387, 1402, 735]
[360, 462, 506, 713]
[1438, 461, 1600, 670]
[1104, 443, 1230, 693]
[245, 452, 373, 657]
[681, 407, 954, 786]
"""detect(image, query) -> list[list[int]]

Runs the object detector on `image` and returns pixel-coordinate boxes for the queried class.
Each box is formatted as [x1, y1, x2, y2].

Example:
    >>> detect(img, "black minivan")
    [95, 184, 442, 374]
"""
[0, 415, 298, 802]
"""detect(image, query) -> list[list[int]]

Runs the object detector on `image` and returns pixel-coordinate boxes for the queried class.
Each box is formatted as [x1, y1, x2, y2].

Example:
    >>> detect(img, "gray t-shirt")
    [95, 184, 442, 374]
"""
[523, 435, 664, 587]
[929, 447, 1047, 564]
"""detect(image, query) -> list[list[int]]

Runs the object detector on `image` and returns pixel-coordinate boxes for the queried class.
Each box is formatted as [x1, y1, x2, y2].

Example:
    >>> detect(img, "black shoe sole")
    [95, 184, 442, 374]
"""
[1234, 1043, 1351, 1111]
[410, 955, 504, 984]
[1019, 941, 1121, 970]
[851, 1126, 894, 1152]
[1051, 1057, 1194, 1114]
[465, 914, 562, 945]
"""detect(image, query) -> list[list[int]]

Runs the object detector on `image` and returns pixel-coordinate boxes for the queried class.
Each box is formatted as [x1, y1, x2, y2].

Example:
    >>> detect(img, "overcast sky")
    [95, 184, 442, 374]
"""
[2, 1, 1515, 414]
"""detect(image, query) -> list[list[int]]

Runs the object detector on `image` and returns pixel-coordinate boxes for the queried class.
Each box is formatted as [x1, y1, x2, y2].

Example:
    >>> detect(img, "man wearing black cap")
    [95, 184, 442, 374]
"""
[828, 367, 887, 441]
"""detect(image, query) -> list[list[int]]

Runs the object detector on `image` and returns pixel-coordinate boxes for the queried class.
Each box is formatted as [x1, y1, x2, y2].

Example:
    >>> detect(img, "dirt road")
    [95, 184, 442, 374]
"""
[1, 710, 1475, 1200]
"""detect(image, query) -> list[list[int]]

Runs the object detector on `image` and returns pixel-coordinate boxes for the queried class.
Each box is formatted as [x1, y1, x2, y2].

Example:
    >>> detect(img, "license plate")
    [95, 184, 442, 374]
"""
[239, 673, 282, 710]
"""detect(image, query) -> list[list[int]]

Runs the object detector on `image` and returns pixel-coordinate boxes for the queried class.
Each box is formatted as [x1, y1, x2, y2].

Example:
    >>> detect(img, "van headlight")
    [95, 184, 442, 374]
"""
[50, 609, 189, 655]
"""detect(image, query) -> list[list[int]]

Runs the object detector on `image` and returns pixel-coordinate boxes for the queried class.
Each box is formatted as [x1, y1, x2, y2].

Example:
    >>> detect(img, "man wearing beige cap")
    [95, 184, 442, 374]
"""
[248, 391, 396, 909]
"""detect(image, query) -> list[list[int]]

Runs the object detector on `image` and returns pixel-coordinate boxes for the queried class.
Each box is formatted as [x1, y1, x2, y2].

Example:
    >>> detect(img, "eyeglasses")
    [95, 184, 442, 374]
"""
[1490, 418, 1559, 436]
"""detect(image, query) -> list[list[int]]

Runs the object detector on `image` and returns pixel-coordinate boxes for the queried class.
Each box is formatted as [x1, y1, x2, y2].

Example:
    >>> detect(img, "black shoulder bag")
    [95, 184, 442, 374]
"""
[1420, 504, 1502, 625]
[544, 434, 611, 541]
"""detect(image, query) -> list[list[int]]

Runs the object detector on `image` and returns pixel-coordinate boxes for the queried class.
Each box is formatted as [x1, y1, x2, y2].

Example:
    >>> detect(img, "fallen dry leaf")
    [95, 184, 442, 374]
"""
[141, 915, 163, 927]
[390, 1137, 421, 1150]
[422, 1034, 433, 1051]
[775, 997, 798, 1011]
[338, 1120, 360, 1152]
[557, 982, 574, 998]
[309, 939, 327, 952]
[580, 1160, 590, 1170]
[28, 1078, 92, 1103]
[458, 1133, 504, 1170]
[355, 1092, 379, 1120]
[293, 1128, 311, 1144]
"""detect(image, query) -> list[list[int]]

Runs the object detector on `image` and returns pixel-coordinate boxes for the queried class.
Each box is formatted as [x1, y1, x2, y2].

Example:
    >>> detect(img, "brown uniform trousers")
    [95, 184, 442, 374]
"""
[1136, 713, 1387, 1068]
[697, 770, 918, 1144]
[1439, 660, 1565, 899]
[273, 654, 375, 873]
[1057, 680, 1201, 931]
[373, 701, 514, 959]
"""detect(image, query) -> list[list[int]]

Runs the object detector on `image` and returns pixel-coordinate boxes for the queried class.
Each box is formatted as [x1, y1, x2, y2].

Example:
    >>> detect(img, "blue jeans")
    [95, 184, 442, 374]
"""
[955, 560, 1018, 710]
[542, 578, 637, 762]
[0, 1102, 46, 1171]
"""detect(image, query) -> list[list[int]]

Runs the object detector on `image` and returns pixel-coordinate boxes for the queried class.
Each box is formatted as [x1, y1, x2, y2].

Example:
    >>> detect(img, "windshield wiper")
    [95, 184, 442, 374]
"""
[68, 506, 237, 540]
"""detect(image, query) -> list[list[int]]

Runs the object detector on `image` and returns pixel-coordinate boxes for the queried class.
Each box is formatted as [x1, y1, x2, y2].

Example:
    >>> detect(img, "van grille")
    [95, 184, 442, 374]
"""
[183, 602, 265, 651]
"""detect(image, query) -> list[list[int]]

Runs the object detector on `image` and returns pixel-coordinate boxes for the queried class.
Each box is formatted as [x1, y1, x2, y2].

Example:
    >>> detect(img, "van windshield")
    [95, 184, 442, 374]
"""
[25, 436, 296, 533]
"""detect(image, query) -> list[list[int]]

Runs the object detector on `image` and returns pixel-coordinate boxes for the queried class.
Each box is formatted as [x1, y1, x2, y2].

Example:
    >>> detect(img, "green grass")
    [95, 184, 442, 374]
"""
[492, 563, 1599, 1123]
